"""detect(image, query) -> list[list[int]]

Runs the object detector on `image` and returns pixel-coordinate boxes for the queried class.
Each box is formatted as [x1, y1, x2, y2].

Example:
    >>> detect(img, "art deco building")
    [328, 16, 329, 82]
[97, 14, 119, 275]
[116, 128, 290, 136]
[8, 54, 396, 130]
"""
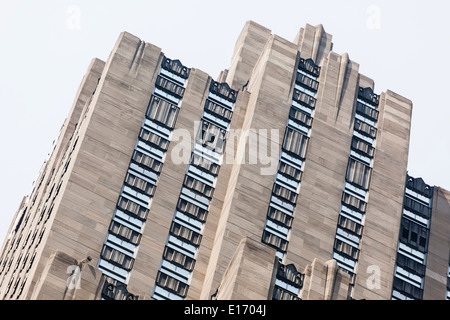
[0, 21, 448, 300]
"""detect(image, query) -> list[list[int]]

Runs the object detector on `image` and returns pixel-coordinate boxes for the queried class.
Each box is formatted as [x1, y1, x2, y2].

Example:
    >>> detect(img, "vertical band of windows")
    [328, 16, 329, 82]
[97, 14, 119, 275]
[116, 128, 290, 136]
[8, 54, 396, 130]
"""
[97, 56, 190, 289]
[261, 57, 320, 265]
[332, 86, 379, 295]
[392, 174, 434, 300]
[152, 80, 237, 300]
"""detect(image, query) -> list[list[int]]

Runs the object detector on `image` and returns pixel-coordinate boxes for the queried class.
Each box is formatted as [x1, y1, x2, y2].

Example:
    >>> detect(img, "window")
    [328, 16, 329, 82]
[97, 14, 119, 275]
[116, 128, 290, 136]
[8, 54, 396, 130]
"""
[36, 228, 45, 246]
[262, 230, 288, 252]
[44, 203, 54, 224]
[170, 222, 202, 247]
[278, 162, 302, 182]
[183, 176, 213, 199]
[342, 192, 367, 212]
[405, 175, 433, 198]
[267, 206, 293, 228]
[196, 120, 226, 154]
[163, 247, 195, 271]
[356, 102, 379, 122]
[204, 99, 232, 121]
[337, 215, 363, 236]
[131, 150, 162, 173]
[273, 184, 298, 205]
[177, 198, 207, 222]
[146, 96, 179, 129]
[101, 246, 134, 270]
[289, 108, 313, 128]
[393, 277, 422, 300]
[27, 252, 36, 272]
[396, 253, 426, 277]
[117, 196, 149, 221]
[292, 90, 316, 109]
[334, 239, 359, 260]
[155, 271, 188, 297]
[354, 118, 377, 139]
[190, 153, 220, 176]
[109, 221, 142, 245]
[399, 218, 429, 252]
[139, 128, 169, 151]
[403, 196, 431, 219]
[282, 127, 309, 159]
[296, 72, 319, 92]
[155, 75, 185, 99]
[276, 264, 304, 287]
[124, 172, 156, 197]
[272, 286, 300, 300]
[346, 158, 372, 190]
[351, 137, 374, 158]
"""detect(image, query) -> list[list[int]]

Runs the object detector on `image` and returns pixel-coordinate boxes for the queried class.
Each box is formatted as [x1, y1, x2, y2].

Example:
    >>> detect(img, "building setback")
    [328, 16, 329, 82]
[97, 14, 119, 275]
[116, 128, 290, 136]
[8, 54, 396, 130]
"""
[0, 21, 448, 300]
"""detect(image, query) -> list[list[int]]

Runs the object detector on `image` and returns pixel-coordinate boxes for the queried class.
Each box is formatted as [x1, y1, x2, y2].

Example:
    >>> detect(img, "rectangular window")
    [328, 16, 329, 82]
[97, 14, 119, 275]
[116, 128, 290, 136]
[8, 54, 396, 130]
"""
[278, 162, 302, 182]
[170, 222, 202, 247]
[354, 118, 377, 139]
[163, 247, 195, 272]
[183, 175, 214, 199]
[262, 230, 288, 252]
[146, 96, 179, 129]
[399, 218, 429, 252]
[155, 271, 188, 297]
[403, 196, 431, 219]
[273, 183, 298, 204]
[101, 246, 134, 271]
[342, 193, 366, 214]
[396, 253, 426, 277]
[131, 150, 162, 173]
[176, 198, 207, 223]
[155, 75, 185, 99]
[196, 120, 227, 154]
[351, 137, 374, 158]
[296, 72, 319, 92]
[267, 206, 293, 228]
[393, 277, 423, 300]
[204, 99, 233, 121]
[282, 127, 309, 159]
[272, 286, 300, 300]
[117, 196, 149, 221]
[346, 158, 372, 190]
[124, 172, 156, 197]
[337, 215, 363, 236]
[356, 101, 379, 122]
[190, 153, 220, 176]
[109, 221, 142, 245]
[292, 90, 316, 109]
[289, 108, 313, 128]
[139, 128, 169, 151]
[333, 239, 359, 260]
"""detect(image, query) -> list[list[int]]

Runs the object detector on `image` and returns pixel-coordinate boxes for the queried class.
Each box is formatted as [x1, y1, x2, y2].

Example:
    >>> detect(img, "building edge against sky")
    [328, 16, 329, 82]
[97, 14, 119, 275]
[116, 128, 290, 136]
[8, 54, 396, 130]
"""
[0, 20, 448, 300]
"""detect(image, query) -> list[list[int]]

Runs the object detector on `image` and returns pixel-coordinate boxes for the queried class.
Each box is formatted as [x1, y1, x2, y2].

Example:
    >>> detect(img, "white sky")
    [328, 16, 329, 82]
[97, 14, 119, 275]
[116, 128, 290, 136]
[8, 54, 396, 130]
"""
[0, 0, 449, 244]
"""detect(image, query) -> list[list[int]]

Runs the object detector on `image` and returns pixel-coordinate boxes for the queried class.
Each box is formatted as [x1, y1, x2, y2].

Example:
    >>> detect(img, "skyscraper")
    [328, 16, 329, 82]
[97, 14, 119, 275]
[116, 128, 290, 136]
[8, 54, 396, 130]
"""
[0, 20, 448, 301]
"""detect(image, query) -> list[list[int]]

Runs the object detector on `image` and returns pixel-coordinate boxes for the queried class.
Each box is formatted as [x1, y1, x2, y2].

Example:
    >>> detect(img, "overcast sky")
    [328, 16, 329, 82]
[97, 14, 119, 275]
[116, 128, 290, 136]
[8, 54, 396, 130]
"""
[0, 0, 449, 244]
